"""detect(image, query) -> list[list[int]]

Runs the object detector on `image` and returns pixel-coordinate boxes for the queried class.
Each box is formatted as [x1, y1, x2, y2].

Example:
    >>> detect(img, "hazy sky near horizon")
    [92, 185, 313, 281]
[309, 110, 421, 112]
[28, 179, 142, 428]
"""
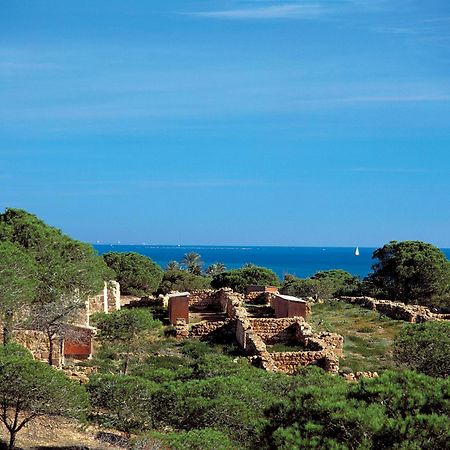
[1, 0, 450, 246]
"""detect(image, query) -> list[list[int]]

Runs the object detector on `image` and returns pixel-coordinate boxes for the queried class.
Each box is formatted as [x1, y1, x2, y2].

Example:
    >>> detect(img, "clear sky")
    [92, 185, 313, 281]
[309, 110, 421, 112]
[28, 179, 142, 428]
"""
[1, 0, 449, 246]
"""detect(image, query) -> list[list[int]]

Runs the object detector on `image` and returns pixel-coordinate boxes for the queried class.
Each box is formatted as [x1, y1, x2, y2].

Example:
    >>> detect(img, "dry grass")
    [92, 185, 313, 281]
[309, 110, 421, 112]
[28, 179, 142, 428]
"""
[310, 300, 406, 373]
[0, 416, 127, 450]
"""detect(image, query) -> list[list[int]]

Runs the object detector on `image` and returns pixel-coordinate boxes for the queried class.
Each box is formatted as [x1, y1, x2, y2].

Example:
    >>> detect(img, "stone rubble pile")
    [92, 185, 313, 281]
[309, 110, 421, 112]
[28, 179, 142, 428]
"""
[340, 296, 448, 323]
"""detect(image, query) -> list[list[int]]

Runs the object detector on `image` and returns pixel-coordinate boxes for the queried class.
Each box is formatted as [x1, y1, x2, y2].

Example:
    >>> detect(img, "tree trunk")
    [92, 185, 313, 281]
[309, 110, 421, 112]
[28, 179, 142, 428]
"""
[3, 310, 13, 346]
[47, 330, 54, 366]
[8, 430, 16, 450]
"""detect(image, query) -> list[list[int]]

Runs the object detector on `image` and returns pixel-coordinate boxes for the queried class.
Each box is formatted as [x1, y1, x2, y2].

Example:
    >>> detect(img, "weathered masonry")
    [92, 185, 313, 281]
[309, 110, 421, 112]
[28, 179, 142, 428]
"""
[175, 288, 343, 374]
[340, 296, 450, 323]
[11, 281, 121, 367]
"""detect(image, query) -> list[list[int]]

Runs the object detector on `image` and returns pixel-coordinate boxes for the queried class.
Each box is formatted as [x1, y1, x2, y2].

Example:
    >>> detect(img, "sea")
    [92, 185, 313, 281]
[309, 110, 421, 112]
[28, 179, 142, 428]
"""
[94, 245, 450, 280]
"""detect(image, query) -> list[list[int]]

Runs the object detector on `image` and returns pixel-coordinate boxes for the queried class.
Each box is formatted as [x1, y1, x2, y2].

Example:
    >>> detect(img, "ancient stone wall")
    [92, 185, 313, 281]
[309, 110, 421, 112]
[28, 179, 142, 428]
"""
[173, 288, 343, 375]
[87, 281, 121, 322]
[271, 351, 329, 374]
[236, 309, 342, 374]
[248, 318, 302, 344]
[340, 296, 446, 323]
[189, 320, 230, 338]
[188, 290, 219, 310]
[12, 329, 62, 366]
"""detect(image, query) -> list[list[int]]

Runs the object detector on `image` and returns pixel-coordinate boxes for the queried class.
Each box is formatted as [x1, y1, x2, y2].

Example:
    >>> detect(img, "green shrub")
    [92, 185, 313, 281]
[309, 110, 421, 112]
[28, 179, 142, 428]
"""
[88, 374, 157, 433]
[134, 428, 236, 450]
[211, 266, 280, 293]
[158, 269, 211, 294]
[394, 321, 450, 377]
[103, 252, 163, 296]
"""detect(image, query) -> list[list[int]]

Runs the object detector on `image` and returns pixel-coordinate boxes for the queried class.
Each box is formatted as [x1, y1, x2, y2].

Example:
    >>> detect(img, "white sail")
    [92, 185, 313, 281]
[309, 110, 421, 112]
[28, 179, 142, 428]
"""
[355, 246, 360, 256]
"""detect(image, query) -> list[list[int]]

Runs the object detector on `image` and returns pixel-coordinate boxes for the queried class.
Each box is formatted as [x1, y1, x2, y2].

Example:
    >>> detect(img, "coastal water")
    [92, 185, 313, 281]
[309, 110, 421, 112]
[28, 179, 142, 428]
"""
[94, 245, 450, 279]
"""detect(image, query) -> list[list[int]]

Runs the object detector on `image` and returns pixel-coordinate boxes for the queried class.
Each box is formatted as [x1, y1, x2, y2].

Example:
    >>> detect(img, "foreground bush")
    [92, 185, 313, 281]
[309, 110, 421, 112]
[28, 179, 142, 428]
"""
[89, 337, 450, 449]
[135, 428, 236, 450]
[394, 321, 450, 377]
[92, 309, 162, 375]
[88, 374, 157, 434]
[262, 367, 450, 450]
[0, 353, 88, 450]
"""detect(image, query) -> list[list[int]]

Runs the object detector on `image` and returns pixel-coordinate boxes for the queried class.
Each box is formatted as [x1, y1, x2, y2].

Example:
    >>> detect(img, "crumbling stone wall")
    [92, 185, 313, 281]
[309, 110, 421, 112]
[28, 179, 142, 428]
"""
[270, 351, 337, 375]
[12, 329, 62, 366]
[87, 281, 121, 321]
[188, 290, 219, 310]
[173, 288, 343, 375]
[236, 309, 342, 374]
[245, 291, 275, 305]
[189, 320, 230, 338]
[340, 296, 448, 323]
[248, 318, 305, 344]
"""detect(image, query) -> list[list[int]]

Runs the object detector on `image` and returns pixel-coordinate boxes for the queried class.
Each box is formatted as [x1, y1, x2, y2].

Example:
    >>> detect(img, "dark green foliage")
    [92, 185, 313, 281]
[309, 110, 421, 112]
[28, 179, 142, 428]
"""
[368, 240, 450, 305]
[103, 252, 163, 296]
[88, 374, 157, 434]
[158, 269, 211, 294]
[281, 276, 325, 299]
[0, 242, 37, 345]
[263, 367, 450, 450]
[0, 208, 110, 364]
[282, 270, 360, 300]
[0, 343, 33, 360]
[0, 355, 88, 449]
[394, 321, 450, 377]
[92, 309, 162, 375]
[141, 428, 236, 450]
[312, 270, 361, 296]
[211, 265, 280, 293]
[90, 331, 450, 450]
[349, 371, 450, 449]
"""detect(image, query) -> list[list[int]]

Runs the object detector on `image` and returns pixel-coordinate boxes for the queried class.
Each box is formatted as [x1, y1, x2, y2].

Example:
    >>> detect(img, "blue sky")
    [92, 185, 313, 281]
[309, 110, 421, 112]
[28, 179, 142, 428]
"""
[1, 0, 450, 246]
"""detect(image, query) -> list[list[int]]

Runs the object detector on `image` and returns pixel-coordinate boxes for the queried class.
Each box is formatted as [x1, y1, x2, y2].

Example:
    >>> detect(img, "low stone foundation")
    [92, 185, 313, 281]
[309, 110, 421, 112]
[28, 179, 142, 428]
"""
[340, 296, 448, 323]
[177, 288, 344, 375]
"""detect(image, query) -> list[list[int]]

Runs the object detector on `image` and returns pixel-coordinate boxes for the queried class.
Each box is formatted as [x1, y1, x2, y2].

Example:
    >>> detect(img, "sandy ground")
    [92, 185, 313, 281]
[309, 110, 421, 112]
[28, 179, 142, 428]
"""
[0, 416, 128, 450]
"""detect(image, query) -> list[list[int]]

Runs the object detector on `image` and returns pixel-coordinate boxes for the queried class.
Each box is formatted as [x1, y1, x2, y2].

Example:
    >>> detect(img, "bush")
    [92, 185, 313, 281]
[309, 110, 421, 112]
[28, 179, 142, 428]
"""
[91, 309, 162, 374]
[88, 374, 157, 434]
[263, 367, 450, 450]
[211, 266, 280, 293]
[367, 240, 450, 306]
[282, 270, 360, 300]
[103, 252, 163, 296]
[0, 342, 33, 359]
[0, 355, 88, 449]
[158, 269, 211, 294]
[394, 321, 450, 377]
[134, 428, 236, 450]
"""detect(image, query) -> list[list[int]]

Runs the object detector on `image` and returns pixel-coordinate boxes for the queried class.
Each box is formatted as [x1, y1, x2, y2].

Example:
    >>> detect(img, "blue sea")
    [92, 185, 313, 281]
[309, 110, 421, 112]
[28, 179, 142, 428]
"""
[94, 245, 450, 280]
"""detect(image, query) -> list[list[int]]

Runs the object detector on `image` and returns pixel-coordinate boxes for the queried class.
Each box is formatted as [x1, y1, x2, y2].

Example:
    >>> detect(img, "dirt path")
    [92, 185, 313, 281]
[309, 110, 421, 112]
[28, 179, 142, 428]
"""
[0, 416, 127, 450]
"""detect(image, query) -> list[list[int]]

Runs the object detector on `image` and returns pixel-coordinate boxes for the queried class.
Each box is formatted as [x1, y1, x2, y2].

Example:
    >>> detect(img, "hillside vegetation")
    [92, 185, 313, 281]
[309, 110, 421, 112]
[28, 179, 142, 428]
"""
[310, 300, 406, 372]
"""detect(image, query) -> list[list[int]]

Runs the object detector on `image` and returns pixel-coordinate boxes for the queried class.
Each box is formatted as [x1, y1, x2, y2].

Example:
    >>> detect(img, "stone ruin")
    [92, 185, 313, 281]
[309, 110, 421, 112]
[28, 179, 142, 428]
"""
[7, 280, 121, 367]
[174, 288, 344, 374]
[340, 296, 450, 323]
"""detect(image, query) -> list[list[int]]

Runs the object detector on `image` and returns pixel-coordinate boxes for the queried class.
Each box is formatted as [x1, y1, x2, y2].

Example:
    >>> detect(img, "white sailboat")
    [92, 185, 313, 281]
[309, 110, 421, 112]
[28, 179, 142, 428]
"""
[355, 246, 360, 256]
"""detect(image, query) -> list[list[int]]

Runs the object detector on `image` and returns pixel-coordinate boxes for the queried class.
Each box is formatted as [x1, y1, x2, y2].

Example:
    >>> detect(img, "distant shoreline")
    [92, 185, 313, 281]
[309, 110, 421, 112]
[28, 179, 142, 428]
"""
[93, 245, 450, 279]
